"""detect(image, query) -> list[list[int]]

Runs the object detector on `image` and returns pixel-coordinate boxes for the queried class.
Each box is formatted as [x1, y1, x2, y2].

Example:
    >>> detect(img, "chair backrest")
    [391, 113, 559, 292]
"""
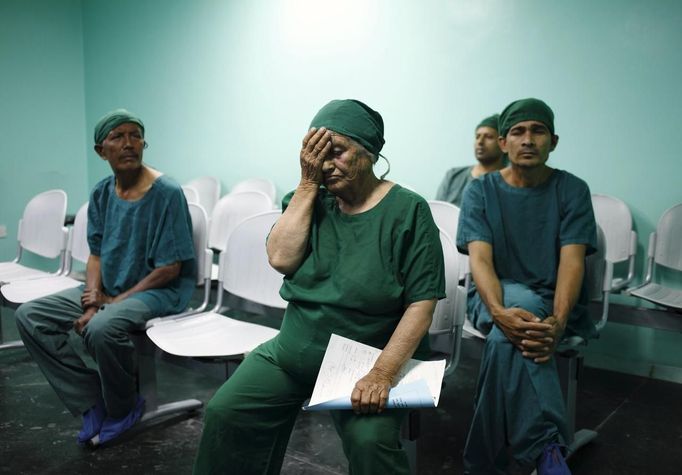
[188, 203, 212, 286]
[221, 210, 287, 309]
[653, 203, 682, 271]
[186, 176, 221, 217]
[585, 224, 608, 301]
[70, 203, 90, 265]
[17, 189, 68, 259]
[428, 200, 468, 280]
[591, 194, 634, 263]
[430, 229, 462, 334]
[208, 191, 274, 252]
[231, 178, 277, 204]
[427, 200, 460, 242]
[181, 185, 200, 205]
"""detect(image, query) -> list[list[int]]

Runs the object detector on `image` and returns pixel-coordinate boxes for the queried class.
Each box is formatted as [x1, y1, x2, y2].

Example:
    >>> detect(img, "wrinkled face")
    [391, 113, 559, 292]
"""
[322, 134, 374, 192]
[499, 120, 558, 169]
[474, 126, 502, 163]
[94, 122, 145, 173]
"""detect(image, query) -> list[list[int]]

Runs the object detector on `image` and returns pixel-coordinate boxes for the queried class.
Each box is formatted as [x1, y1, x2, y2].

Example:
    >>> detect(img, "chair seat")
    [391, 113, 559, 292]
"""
[611, 277, 627, 290]
[558, 335, 586, 350]
[462, 318, 486, 340]
[146, 312, 279, 358]
[0, 262, 53, 284]
[1, 275, 82, 304]
[629, 283, 682, 310]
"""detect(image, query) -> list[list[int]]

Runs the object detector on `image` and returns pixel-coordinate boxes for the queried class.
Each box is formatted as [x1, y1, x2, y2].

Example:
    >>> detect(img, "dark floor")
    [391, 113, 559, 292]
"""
[2, 305, 682, 475]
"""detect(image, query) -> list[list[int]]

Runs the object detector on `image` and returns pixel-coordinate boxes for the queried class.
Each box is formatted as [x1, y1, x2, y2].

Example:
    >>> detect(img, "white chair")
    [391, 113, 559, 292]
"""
[627, 203, 682, 310]
[1, 203, 89, 306]
[0, 189, 69, 284]
[0, 190, 69, 349]
[231, 178, 277, 205]
[186, 203, 214, 313]
[428, 228, 464, 375]
[427, 200, 459, 242]
[428, 199, 471, 354]
[181, 185, 200, 205]
[207, 191, 274, 280]
[591, 194, 637, 291]
[186, 176, 221, 218]
[146, 210, 285, 360]
[428, 200, 468, 281]
[403, 227, 465, 475]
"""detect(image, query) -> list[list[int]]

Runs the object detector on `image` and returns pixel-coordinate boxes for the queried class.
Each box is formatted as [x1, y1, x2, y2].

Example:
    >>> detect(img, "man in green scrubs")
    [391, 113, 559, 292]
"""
[16, 109, 196, 446]
[194, 100, 445, 474]
[456, 99, 597, 475]
[435, 114, 505, 207]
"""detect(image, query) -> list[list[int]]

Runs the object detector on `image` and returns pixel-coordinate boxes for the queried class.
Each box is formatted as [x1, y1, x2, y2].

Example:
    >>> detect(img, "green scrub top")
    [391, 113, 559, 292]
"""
[435, 166, 474, 207]
[87, 174, 196, 316]
[276, 184, 446, 375]
[456, 169, 598, 339]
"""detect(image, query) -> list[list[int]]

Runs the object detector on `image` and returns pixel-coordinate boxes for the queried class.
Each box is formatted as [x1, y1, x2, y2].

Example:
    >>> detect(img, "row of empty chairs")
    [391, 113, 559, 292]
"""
[0, 190, 71, 350]
[181, 176, 278, 216]
[591, 195, 682, 311]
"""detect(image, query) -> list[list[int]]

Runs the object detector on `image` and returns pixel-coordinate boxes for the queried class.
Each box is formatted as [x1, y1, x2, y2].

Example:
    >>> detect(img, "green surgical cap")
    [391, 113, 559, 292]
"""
[94, 109, 145, 145]
[309, 99, 385, 156]
[499, 98, 554, 137]
[476, 114, 499, 132]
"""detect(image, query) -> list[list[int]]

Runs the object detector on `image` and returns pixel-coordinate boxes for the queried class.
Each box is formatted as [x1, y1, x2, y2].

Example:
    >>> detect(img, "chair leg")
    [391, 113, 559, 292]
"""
[564, 349, 579, 445]
[89, 333, 203, 447]
[0, 302, 24, 351]
[134, 333, 203, 422]
[401, 410, 419, 475]
[560, 349, 598, 458]
[0, 340, 24, 350]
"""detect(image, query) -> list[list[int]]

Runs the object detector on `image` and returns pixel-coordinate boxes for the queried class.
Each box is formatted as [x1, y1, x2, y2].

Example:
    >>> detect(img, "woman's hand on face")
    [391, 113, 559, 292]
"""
[351, 367, 393, 415]
[300, 127, 332, 186]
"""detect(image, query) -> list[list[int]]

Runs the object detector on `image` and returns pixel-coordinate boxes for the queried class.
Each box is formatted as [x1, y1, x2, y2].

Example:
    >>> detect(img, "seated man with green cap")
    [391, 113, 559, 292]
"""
[16, 109, 196, 446]
[456, 98, 597, 474]
[193, 99, 445, 475]
[435, 114, 505, 207]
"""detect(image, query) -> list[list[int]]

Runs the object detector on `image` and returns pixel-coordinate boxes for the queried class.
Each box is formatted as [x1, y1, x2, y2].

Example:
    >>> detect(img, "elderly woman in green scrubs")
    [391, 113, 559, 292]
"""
[193, 99, 445, 475]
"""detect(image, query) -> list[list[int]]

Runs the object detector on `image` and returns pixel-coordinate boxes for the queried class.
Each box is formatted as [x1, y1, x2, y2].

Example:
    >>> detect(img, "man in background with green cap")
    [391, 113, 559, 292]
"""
[435, 114, 505, 207]
[16, 109, 196, 446]
[456, 98, 597, 474]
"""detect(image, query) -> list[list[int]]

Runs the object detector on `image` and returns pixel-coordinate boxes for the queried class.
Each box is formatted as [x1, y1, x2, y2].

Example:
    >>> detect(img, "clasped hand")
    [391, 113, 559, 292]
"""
[81, 288, 112, 309]
[73, 289, 113, 335]
[493, 308, 565, 363]
[351, 367, 393, 415]
[299, 127, 332, 185]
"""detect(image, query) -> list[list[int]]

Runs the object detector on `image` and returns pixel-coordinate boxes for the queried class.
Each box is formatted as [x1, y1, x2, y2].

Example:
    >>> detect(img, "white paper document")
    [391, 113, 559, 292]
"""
[303, 333, 445, 411]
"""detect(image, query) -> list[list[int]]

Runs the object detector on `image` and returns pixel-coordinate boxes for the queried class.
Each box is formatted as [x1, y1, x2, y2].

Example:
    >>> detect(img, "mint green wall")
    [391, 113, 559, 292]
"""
[2, 0, 681, 378]
[78, 0, 682, 380]
[81, 0, 681, 267]
[0, 0, 89, 264]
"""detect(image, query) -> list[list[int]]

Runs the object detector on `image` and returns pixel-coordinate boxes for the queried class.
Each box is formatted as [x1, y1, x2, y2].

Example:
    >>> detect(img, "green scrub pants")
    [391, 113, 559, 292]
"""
[15, 286, 153, 419]
[463, 280, 568, 474]
[193, 338, 410, 475]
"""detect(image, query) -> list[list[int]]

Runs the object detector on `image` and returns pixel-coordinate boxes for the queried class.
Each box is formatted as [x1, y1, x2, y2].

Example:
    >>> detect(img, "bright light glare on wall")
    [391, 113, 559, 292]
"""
[277, 0, 380, 54]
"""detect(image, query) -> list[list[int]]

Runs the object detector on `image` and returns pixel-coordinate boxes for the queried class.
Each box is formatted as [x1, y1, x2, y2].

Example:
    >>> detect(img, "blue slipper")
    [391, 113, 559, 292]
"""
[77, 400, 106, 446]
[537, 442, 571, 475]
[98, 396, 145, 445]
